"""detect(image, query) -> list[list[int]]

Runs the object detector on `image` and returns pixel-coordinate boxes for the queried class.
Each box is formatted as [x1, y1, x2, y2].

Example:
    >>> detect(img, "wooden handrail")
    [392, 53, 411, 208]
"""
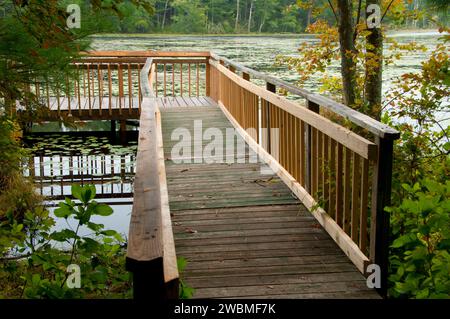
[210, 52, 400, 140]
[83, 51, 211, 58]
[126, 57, 179, 300]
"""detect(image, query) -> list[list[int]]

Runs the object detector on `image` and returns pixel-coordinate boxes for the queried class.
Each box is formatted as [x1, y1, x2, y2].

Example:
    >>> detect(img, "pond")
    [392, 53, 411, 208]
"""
[25, 32, 442, 235]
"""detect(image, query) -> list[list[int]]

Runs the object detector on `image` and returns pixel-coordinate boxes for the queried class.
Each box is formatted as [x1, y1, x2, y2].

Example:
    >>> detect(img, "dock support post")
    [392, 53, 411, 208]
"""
[111, 120, 116, 133]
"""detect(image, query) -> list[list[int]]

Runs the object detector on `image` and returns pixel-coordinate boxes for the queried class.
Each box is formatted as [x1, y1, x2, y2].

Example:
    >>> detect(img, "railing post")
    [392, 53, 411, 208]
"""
[306, 100, 320, 193]
[265, 83, 276, 154]
[370, 136, 394, 298]
[206, 60, 211, 97]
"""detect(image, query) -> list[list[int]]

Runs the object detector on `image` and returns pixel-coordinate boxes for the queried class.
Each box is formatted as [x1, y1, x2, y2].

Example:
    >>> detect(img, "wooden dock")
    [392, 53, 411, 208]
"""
[24, 51, 400, 299]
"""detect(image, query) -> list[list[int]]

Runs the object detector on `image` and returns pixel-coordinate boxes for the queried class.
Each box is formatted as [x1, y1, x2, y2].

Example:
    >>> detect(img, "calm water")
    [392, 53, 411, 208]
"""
[26, 33, 444, 235]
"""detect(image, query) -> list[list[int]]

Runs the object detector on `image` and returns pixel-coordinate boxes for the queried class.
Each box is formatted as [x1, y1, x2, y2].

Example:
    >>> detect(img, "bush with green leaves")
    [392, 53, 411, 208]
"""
[388, 179, 450, 299]
[0, 184, 132, 298]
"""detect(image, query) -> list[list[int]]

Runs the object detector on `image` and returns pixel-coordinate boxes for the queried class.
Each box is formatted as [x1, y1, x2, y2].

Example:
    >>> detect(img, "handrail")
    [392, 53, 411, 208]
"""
[210, 52, 400, 140]
[83, 50, 211, 58]
[126, 57, 179, 300]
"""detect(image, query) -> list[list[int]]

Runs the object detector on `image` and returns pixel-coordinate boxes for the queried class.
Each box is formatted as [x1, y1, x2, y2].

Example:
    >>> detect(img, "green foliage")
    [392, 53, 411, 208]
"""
[387, 179, 450, 299]
[0, 184, 131, 298]
[170, 0, 207, 33]
[177, 256, 195, 299]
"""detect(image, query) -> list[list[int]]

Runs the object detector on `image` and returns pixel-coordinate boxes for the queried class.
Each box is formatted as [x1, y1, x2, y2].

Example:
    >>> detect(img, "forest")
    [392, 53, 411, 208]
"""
[65, 0, 448, 34]
[0, 0, 449, 302]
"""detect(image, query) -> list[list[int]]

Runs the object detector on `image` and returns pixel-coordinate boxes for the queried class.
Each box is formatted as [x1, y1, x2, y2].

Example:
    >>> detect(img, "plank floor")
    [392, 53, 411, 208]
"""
[161, 104, 380, 299]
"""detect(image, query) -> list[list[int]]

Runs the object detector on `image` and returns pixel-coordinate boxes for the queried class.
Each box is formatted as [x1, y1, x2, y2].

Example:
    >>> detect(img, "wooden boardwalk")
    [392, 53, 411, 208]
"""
[29, 52, 400, 299]
[161, 104, 380, 299]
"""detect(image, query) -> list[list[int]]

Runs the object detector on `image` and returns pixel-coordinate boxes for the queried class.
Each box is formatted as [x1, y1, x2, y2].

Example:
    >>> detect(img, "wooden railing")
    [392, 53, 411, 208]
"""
[153, 58, 209, 97]
[27, 57, 145, 119]
[26, 51, 211, 119]
[209, 53, 399, 295]
[125, 57, 179, 300]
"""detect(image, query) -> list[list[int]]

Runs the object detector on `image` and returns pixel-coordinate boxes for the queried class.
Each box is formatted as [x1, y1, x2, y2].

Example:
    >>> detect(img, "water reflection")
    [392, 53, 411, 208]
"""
[23, 125, 138, 236]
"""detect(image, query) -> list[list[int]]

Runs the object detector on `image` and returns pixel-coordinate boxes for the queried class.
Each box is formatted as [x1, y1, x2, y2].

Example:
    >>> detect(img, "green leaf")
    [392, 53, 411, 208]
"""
[54, 203, 73, 218]
[94, 204, 113, 216]
[50, 229, 78, 242]
[81, 185, 96, 204]
[101, 230, 118, 236]
[71, 184, 83, 201]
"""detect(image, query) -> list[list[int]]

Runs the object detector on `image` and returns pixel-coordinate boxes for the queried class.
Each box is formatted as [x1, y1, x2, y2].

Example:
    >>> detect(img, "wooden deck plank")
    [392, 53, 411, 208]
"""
[161, 105, 379, 299]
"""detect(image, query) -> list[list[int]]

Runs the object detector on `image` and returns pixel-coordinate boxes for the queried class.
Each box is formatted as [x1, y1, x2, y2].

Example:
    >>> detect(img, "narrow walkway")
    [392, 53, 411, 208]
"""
[161, 104, 380, 299]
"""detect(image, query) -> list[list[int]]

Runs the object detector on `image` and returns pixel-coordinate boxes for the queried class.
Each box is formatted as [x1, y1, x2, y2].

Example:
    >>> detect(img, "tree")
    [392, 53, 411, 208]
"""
[248, 0, 255, 32]
[235, 0, 240, 32]
[364, 0, 383, 119]
[336, 0, 357, 107]
[171, 0, 207, 33]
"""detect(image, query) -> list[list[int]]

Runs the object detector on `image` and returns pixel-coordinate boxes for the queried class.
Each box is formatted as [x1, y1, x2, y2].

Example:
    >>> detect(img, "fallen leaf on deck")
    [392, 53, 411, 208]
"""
[185, 228, 198, 234]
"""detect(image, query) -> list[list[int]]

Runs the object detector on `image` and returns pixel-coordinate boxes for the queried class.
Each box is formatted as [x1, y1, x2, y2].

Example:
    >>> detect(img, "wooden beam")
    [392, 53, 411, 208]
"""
[155, 108, 179, 296]
[84, 51, 211, 58]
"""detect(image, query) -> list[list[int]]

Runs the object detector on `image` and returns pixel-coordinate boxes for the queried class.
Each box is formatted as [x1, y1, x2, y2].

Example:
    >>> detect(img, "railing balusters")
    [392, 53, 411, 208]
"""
[138, 63, 142, 112]
[343, 147, 352, 233]
[98, 64, 102, 115]
[196, 63, 200, 97]
[188, 64, 191, 96]
[164, 63, 167, 97]
[351, 151, 361, 242]
[65, 75, 71, 114]
[180, 63, 183, 96]
[87, 64, 92, 115]
[172, 63, 175, 96]
[128, 63, 132, 111]
[76, 64, 81, 113]
[360, 157, 369, 254]
[336, 143, 343, 227]
[118, 64, 123, 114]
[108, 64, 112, 116]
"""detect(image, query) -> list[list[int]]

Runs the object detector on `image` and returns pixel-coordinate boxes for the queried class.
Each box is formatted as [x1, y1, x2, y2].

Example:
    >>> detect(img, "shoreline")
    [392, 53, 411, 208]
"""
[90, 29, 443, 38]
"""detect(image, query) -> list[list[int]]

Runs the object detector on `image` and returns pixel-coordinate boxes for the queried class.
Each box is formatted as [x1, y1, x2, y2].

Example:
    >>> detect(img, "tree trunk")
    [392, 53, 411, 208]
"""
[259, 0, 267, 33]
[161, 0, 169, 30]
[306, 0, 315, 28]
[210, 0, 214, 25]
[336, 0, 357, 107]
[364, 0, 383, 119]
[235, 0, 240, 32]
[248, 0, 254, 33]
